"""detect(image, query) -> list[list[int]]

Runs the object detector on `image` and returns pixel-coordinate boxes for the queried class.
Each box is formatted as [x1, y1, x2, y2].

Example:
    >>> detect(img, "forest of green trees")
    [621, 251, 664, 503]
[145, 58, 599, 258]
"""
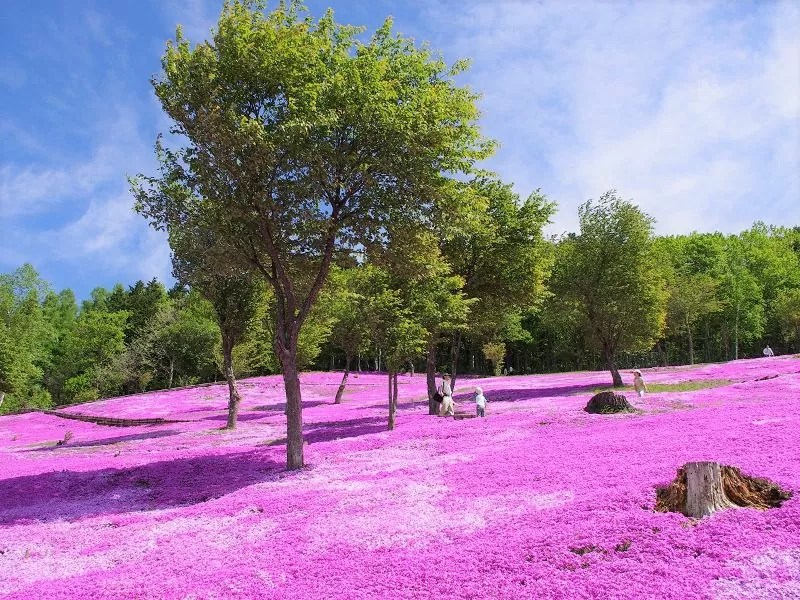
[3, 217, 799, 416]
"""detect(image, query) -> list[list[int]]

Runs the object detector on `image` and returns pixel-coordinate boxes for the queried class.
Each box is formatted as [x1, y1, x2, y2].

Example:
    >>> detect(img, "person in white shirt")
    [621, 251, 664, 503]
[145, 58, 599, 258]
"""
[633, 370, 647, 398]
[763, 345, 775, 357]
[475, 387, 487, 417]
[439, 375, 454, 416]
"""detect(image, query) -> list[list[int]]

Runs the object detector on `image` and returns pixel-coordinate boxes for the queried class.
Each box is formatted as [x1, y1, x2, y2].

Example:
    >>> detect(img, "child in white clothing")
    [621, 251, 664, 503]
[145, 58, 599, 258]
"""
[475, 387, 487, 417]
[633, 370, 647, 398]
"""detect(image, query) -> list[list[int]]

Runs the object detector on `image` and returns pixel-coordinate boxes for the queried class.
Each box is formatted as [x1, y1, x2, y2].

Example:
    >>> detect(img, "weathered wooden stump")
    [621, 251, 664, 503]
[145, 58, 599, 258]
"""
[656, 461, 792, 518]
[584, 391, 634, 414]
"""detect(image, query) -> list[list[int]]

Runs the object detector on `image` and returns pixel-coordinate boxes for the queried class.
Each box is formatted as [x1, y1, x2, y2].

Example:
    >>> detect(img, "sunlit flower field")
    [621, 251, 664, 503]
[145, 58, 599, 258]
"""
[1, 357, 799, 599]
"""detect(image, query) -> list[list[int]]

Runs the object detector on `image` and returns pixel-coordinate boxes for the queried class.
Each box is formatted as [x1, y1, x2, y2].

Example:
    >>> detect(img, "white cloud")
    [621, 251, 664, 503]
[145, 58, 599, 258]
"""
[420, 0, 800, 235]
[44, 192, 172, 281]
[0, 101, 171, 290]
[160, 0, 218, 45]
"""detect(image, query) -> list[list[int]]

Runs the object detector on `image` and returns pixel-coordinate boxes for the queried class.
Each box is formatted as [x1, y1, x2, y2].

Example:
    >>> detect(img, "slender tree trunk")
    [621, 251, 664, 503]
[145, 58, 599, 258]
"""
[0, 392, 4, 408]
[602, 344, 623, 387]
[656, 341, 667, 367]
[222, 335, 242, 430]
[734, 302, 740, 360]
[686, 316, 695, 365]
[358, 352, 361, 372]
[168, 358, 174, 389]
[334, 355, 350, 404]
[450, 331, 461, 391]
[278, 344, 304, 470]
[387, 370, 396, 430]
[426, 338, 438, 415]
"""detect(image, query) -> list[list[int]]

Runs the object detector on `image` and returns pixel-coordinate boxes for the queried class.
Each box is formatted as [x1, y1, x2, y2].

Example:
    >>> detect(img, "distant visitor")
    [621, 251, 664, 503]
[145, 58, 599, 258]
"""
[475, 387, 487, 417]
[439, 375, 454, 416]
[633, 369, 648, 398]
[763, 345, 775, 357]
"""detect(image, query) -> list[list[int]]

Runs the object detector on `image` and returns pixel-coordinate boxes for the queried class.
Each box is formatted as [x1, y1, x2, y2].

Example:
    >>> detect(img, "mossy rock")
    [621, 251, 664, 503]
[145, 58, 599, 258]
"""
[584, 391, 634, 414]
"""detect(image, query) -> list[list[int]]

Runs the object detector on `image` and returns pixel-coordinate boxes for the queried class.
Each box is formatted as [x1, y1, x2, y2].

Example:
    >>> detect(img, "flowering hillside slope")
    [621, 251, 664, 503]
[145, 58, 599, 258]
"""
[1, 357, 799, 599]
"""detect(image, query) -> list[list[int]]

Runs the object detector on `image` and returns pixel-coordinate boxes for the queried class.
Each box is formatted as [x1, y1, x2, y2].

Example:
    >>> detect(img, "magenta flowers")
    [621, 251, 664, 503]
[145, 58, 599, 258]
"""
[1, 358, 798, 599]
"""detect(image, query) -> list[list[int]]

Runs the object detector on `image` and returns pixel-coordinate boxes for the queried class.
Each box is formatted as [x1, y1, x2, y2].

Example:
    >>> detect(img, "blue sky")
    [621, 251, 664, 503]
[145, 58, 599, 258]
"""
[1, 0, 798, 299]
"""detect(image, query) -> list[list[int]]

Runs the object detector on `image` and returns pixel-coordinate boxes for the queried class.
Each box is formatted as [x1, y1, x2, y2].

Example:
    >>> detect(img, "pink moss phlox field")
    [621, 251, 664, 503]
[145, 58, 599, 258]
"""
[1, 357, 799, 599]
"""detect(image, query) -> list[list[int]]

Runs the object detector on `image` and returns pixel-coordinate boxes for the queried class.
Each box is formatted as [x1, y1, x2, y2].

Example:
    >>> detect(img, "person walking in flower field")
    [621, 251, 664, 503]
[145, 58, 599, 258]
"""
[439, 375, 454, 416]
[632, 369, 648, 398]
[474, 387, 487, 417]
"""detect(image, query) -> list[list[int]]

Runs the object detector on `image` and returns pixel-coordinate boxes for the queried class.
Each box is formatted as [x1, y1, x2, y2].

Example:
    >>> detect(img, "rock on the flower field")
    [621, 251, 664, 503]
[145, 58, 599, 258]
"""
[584, 391, 634, 414]
[656, 461, 793, 518]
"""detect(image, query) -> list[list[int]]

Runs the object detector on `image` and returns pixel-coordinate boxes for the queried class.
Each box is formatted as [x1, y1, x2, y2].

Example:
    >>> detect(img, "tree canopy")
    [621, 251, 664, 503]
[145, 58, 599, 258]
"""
[133, 0, 493, 468]
[548, 191, 667, 386]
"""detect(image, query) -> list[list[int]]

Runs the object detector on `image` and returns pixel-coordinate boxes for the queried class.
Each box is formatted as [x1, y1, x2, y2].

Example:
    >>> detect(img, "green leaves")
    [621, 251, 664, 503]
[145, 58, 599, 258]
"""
[549, 191, 667, 374]
[775, 288, 800, 344]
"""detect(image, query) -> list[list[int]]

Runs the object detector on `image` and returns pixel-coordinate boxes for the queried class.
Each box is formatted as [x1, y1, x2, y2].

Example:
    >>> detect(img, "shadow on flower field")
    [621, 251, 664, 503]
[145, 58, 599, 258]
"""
[305, 415, 388, 444]
[455, 382, 600, 404]
[23, 429, 181, 451]
[0, 450, 284, 525]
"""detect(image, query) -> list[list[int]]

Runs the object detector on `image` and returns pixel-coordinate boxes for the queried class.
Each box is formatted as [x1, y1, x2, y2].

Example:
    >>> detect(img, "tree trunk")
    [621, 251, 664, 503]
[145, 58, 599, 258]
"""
[279, 347, 304, 470]
[656, 341, 667, 367]
[602, 344, 623, 387]
[334, 355, 350, 404]
[686, 316, 695, 365]
[387, 370, 396, 431]
[426, 339, 438, 415]
[168, 358, 174, 389]
[450, 331, 461, 391]
[734, 303, 740, 360]
[222, 335, 241, 430]
[685, 461, 736, 518]
[0, 392, 4, 408]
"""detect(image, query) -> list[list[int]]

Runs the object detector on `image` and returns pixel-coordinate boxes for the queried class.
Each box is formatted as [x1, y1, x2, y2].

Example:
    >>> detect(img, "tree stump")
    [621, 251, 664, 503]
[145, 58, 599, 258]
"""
[584, 391, 633, 414]
[656, 461, 792, 518]
[685, 462, 735, 518]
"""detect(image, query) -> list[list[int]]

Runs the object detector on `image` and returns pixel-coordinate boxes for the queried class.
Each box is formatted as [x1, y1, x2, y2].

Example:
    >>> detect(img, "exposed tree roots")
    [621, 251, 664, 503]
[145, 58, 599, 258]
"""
[656, 462, 792, 517]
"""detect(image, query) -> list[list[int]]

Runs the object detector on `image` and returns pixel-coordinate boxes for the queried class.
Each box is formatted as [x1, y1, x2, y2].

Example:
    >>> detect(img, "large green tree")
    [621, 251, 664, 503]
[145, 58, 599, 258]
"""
[775, 288, 800, 349]
[0, 265, 53, 412]
[665, 273, 723, 364]
[134, 1, 490, 468]
[548, 191, 667, 386]
[440, 180, 554, 385]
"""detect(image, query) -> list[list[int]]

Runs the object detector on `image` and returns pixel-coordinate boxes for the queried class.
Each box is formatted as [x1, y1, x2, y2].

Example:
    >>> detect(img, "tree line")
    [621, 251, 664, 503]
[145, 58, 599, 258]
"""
[3, 217, 798, 416]
[3, 2, 799, 470]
